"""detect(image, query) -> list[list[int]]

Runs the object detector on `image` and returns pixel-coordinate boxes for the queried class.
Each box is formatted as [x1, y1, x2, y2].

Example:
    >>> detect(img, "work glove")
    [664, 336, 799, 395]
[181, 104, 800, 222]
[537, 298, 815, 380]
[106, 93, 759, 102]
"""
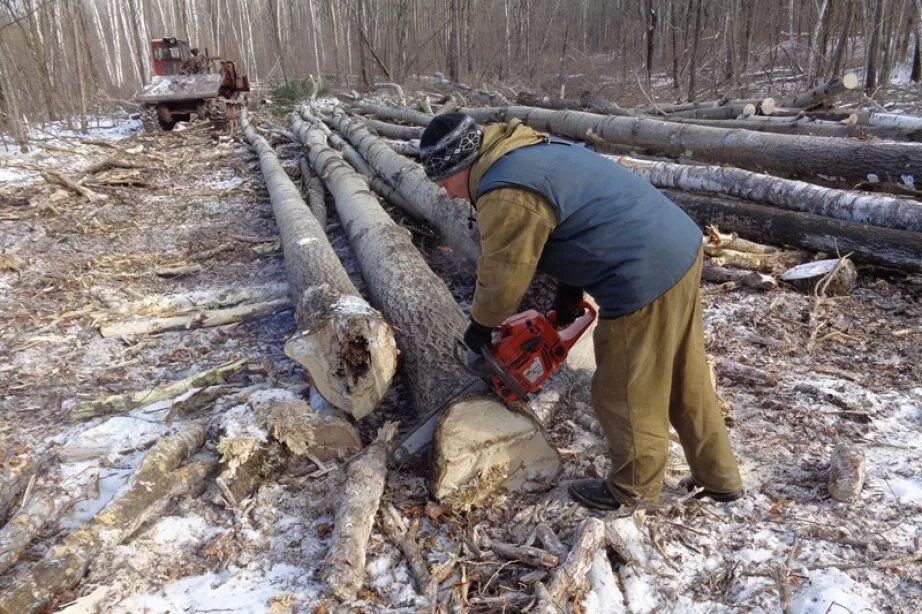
[462, 319, 494, 377]
[553, 283, 584, 327]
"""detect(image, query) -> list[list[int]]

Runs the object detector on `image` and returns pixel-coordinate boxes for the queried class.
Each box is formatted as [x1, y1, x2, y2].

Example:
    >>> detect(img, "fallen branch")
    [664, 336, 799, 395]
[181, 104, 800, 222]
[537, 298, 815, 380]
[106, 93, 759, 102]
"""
[0, 486, 78, 574]
[323, 423, 396, 601]
[702, 264, 778, 290]
[0, 425, 211, 614]
[543, 518, 606, 609]
[70, 359, 248, 420]
[379, 504, 430, 592]
[100, 297, 290, 337]
[486, 538, 559, 568]
[0, 454, 37, 525]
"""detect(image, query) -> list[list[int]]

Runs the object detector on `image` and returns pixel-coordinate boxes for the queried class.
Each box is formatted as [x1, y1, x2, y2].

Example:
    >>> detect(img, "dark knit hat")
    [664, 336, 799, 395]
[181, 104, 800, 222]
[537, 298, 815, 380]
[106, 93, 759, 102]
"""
[419, 113, 482, 181]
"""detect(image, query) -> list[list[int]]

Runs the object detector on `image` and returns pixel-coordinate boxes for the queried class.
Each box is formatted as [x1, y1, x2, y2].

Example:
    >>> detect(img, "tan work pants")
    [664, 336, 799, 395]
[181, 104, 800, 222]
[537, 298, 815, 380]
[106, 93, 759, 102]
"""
[591, 249, 742, 504]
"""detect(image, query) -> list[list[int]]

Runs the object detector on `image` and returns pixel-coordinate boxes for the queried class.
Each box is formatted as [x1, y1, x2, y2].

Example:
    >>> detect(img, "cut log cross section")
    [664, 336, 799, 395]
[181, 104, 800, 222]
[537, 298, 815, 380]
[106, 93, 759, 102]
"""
[241, 109, 396, 419]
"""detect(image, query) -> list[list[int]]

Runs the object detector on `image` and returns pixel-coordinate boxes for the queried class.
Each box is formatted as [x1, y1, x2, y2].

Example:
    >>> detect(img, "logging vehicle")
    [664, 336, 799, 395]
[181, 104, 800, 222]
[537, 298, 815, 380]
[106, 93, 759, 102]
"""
[135, 37, 250, 131]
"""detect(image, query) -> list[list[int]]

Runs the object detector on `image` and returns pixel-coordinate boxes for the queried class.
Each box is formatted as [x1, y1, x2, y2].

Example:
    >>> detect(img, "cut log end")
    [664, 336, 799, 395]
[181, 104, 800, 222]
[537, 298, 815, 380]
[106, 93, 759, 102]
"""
[842, 73, 860, 90]
[781, 258, 858, 296]
[431, 397, 561, 509]
[284, 308, 397, 420]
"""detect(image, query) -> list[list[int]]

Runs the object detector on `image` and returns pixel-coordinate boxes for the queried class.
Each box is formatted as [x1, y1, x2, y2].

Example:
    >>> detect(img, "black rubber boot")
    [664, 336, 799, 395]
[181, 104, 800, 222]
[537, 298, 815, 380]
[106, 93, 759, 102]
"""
[568, 479, 623, 511]
[680, 477, 744, 502]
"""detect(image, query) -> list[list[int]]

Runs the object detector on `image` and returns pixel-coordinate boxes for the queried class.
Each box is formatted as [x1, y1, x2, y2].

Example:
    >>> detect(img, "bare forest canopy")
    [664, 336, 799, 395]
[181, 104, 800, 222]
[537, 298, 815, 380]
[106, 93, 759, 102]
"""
[1, 0, 922, 129]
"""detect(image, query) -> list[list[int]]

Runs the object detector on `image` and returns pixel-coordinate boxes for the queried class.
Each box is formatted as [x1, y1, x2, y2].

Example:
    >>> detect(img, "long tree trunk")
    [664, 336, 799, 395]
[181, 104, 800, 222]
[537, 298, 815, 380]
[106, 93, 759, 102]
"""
[296, 109, 558, 505]
[322, 110, 480, 265]
[615, 156, 922, 231]
[666, 190, 922, 272]
[241, 110, 396, 419]
[667, 99, 775, 119]
[459, 106, 922, 184]
[351, 100, 432, 126]
[866, 0, 886, 90]
[660, 114, 922, 141]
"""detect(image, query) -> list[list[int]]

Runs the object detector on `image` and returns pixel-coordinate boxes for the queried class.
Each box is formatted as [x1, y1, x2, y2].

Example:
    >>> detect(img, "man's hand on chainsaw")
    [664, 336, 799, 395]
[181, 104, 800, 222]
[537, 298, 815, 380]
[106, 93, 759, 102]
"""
[462, 319, 494, 378]
[554, 284, 585, 327]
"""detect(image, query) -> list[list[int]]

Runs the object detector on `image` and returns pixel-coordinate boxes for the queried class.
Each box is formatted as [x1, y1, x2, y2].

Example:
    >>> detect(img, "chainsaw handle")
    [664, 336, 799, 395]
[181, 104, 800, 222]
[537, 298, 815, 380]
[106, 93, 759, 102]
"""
[550, 300, 597, 350]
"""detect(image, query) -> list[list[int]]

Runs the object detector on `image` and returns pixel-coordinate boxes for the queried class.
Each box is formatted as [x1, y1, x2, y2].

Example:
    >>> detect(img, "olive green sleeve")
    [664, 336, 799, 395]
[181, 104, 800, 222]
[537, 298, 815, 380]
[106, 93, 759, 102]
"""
[471, 188, 558, 327]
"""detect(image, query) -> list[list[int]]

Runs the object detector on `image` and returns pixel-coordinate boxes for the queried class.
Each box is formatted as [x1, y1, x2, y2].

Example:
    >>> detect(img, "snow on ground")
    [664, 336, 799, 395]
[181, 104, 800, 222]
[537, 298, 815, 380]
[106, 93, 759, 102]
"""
[2, 112, 921, 613]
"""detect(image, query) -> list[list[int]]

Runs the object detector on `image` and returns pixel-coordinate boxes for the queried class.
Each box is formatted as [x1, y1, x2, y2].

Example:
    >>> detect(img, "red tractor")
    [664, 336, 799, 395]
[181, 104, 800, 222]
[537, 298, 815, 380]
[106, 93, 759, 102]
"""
[135, 38, 250, 131]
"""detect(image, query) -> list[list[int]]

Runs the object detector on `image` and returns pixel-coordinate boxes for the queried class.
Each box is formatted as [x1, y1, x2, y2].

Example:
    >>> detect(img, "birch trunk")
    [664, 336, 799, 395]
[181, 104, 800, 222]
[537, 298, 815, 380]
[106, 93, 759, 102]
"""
[615, 156, 922, 232]
[666, 190, 922, 272]
[784, 73, 859, 107]
[241, 110, 396, 419]
[351, 100, 433, 126]
[661, 115, 922, 142]
[322, 110, 480, 265]
[459, 106, 922, 184]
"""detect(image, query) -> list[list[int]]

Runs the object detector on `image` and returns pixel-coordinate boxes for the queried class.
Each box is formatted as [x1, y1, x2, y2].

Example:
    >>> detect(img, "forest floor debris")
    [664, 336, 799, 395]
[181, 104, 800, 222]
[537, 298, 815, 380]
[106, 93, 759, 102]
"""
[0, 113, 920, 612]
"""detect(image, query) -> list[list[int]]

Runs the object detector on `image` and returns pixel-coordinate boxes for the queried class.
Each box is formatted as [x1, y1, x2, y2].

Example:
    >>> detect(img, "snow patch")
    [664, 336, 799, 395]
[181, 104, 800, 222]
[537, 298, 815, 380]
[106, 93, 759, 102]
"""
[791, 568, 874, 613]
[884, 478, 922, 505]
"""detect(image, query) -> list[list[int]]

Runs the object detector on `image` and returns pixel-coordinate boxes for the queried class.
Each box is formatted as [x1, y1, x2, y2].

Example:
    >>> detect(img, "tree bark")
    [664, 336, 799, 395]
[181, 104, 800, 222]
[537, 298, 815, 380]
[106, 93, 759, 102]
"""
[322, 423, 394, 601]
[659, 114, 922, 142]
[668, 98, 776, 119]
[784, 73, 859, 108]
[365, 118, 424, 140]
[351, 100, 432, 126]
[0, 487, 80, 575]
[99, 298, 292, 337]
[665, 190, 922, 272]
[0, 455, 37, 525]
[543, 518, 606, 610]
[241, 110, 396, 420]
[0, 425, 212, 614]
[299, 155, 328, 228]
[866, 0, 886, 90]
[323, 110, 480, 265]
[459, 106, 922, 184]
[614, 155, 922, 232]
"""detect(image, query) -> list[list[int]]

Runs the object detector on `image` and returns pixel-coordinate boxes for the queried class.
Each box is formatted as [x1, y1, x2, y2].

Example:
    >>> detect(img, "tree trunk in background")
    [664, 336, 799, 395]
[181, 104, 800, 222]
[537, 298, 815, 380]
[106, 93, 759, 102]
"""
[866, 0, 885, 90]
[806, 0, 829, 85]
[830, 1, 854, 77]
[688, 0, 703, 101]
[645, 0, 657, 86]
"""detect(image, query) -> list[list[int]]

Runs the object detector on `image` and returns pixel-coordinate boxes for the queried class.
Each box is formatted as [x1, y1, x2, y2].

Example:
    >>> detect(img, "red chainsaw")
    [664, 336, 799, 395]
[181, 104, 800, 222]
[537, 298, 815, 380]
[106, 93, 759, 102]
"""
[461, 300, 598, 403]
[393, 301, 597, 462]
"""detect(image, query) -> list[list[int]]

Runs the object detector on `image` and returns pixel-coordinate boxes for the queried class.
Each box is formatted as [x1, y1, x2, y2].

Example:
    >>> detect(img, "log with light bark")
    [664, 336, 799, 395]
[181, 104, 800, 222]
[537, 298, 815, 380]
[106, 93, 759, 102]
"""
[702, 264, 778, 290]
[665, 190, 922, 272]
[299, 155, 328, 228]
[459, 106, 922, 184]
[541, 518, 606, 611]
[99, 297, 292, 337]
[70, 359, 249, 420]
[615, 155, 922, 232]
[296, 110, 558, 504]
[661, 114, 922, 141]
[783, 73, 860, 108]
[322, 423, 394, 601]
[0, 454, 36, 525]
[385, 139, 420, 157]
[0, 425, 211, 614]
[351, 100, 432, 126]
[668, 98, 775, 119]
[242, 110, 396, 420]
[322, 109, 480, 265]
[0, 486, 78, 574]
[365, 118, 424, 140]
[803, 109, 922, 131]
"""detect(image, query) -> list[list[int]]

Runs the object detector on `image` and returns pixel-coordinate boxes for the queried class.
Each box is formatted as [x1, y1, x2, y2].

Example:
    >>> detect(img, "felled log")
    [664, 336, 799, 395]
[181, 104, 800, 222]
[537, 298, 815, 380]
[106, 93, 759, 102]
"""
[322, 423, 395, 601]
[516, 91, 632, 116]
[0, 487, 77, 574]
[0, 453, 37, 525]
[71, 359, 249, 420]
[0, 425, 211, 614]
[291, 113, 417, 217]
[297, 110, 557, 503]
[242, 109, 397, 419]
[99, 297, 292, 337]
[105, 283, 288, 317]
[384, 139, 419, 157]
[702, 264, 778, 290]
[783, 73, 860, 107]
[460, 106, 922, 184]
[299, 155, 328, 228]
[781, 258, 858, 296]
[365, 119, 423, 140]
[351, 101, 432, 126]
[705, 247, 805, 273]
[322, 110, 480, 265]
[618, 134, 904, 231]
[543, 518, 606, 610]
[801, 109, 922, 132]
[668, 98, 775, 119]
[665, 190, 922, 272]
[659, 114, 922, 142]
[828, 444, 866, 502]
